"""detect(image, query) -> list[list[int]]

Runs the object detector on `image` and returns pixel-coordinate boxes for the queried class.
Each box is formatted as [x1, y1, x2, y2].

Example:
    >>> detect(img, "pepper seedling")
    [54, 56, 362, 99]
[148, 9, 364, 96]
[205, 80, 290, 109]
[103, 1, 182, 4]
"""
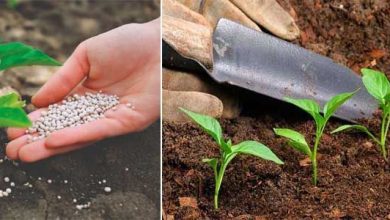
[274, 91, 357, 185]
[332, 68, 389, 161]
[180, 108, 283, 209]
[0, 42, 61, 127]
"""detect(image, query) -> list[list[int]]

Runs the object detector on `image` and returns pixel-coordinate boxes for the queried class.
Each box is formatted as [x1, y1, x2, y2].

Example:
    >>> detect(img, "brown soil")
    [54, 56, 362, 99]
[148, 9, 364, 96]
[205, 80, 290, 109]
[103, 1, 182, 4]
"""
[163, 0, 390, 219]
[280, 0, 390, 75]
[163, 116, 390, 219]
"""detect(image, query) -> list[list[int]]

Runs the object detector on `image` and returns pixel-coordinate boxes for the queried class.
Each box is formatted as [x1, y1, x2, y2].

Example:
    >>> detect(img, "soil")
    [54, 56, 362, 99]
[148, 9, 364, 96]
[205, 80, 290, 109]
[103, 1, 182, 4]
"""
[163, 117, 390, 219]
[0, 0, 160, 219]
[163, 0, 390, 219]
[279, 0, 390, 75]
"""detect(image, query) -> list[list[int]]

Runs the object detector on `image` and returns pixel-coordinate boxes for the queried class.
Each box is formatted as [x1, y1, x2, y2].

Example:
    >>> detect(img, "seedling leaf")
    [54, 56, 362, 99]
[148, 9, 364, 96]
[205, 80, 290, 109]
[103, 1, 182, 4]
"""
[232, 141, 284, 165]
[0, 107, 31, 127]
[202, 158, 218, 170]
[323, 90, 358, 120]
[0, 92, 25, 108]
[285, 97, 324, 127]
[274, 128, 312, 156]
[0, 42, 61, 70]
[180, 108, 225, 147]
[361, 68, 390, 105]
[331, 124, 379, 144]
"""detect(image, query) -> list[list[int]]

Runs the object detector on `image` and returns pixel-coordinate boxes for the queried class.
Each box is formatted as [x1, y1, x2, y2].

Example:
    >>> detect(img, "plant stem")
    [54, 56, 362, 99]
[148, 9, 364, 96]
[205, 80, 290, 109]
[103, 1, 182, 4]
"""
[214, 159, 228, 209]
[312, 126, 324, 186]
[312, 136, 320, 185]
[214, 193, 218, 209]
[380, 112, 390, 160]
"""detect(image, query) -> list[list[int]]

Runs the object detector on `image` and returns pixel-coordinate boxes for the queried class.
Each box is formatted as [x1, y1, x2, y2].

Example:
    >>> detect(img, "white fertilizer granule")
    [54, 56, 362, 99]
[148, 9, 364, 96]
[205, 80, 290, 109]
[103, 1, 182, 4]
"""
[26, 92, 120, 142]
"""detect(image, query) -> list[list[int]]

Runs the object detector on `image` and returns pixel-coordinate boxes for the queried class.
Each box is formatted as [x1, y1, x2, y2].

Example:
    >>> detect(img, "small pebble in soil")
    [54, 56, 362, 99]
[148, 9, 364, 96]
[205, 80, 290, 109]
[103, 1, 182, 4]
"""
[47, 179, 52, 184]
[64, 180, 68, 184]
[26, 92, 120, 142]
[4, 177, 10, 182]
[125, 167, 129, 171]
[57, 195, 61, 200]
[104, 187, 111, 193]
[10, 182, 15, 187]
[73, 199, 77, 203]
[102, 179, 106, 183]
[6, 188, 11, 194]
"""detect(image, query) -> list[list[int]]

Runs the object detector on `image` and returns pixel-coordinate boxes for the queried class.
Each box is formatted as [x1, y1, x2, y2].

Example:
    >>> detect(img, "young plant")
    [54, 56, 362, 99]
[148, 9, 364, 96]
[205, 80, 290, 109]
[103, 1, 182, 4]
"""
[0, 92, 30, 127]
[0, 42, 61, 127]
[332, 68, 389, 160]
[274, 91, 357, 185]
[180, 108, 283, 209]
[6, 0, 19, 9]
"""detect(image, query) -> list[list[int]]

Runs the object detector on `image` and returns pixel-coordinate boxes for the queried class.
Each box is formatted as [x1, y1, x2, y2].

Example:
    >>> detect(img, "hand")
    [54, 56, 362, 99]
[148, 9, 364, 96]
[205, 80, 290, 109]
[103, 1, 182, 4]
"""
[6, 18, 161, 162]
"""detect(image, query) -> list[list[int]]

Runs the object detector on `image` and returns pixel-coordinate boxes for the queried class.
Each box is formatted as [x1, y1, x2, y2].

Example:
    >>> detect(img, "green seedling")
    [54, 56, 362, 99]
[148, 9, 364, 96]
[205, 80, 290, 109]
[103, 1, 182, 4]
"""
[0, 42, 61, 127]
[0, 42, 61, 71]
[0, 92, 30, 127]
[180, 108, 283, 209]
[274, 91, 357, 185]
[332, 68, 390, 160]
[6, 0, 19, 9]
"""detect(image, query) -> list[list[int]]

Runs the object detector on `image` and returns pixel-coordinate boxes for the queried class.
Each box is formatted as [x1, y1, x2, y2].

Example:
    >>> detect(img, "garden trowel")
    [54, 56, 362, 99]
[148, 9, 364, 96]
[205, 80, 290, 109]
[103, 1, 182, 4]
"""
[163, 18, 378, 122]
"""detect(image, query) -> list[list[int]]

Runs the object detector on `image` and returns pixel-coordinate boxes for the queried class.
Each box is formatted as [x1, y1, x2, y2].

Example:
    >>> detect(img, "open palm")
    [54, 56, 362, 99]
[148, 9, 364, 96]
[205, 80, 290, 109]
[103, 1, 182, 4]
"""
[7, 19, 160, 162]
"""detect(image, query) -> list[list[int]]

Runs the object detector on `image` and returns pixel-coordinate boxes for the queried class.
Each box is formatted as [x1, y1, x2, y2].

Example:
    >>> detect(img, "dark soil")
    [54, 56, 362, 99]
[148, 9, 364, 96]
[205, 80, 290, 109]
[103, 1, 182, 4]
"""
[163, 116, 390, 219]
[280, 0, 390, 75]
[163, 0, 390, 219]
[0, 0, 160, 219]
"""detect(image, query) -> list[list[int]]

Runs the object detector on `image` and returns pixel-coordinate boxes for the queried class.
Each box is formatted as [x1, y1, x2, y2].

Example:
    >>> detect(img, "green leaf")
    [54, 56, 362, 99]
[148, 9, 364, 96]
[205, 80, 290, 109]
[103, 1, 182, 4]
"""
[232, 141, 284, 165]
[331, 124, 379, 144]
[285, 97, 324, 127]
[0, 42, 61, 71]
[383, 102, 390, 116]
[274, 128, 312, 157]
[226, 139, 232, 147]
[323, 90, 358, 120]
[0, 93, 25, 108]
[202, 158, 219, 182]
[0, 107, 31, 127]
[330, 125, 377, 141]
[180, 108, 225, 148]
[6, 0, 19, 9]
[202, 158, 218, 170]
[361, 68, 390, 105]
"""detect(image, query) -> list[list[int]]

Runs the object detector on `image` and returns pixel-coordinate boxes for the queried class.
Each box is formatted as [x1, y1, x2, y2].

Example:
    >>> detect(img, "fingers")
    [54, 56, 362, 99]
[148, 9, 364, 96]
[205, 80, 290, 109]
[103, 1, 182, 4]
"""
[6, 135, 29, 160]
[18, 141, 93, 163]
[6, 132, 93, 162]
[32, 42, 90, 107]
[7, 108, 47, 140]
[45, 117, 120, 148]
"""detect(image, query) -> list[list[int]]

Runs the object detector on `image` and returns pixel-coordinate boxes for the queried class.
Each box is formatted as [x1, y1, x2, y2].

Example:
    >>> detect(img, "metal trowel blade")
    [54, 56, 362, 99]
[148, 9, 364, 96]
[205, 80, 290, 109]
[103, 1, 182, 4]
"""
[211, 19, 378, 122]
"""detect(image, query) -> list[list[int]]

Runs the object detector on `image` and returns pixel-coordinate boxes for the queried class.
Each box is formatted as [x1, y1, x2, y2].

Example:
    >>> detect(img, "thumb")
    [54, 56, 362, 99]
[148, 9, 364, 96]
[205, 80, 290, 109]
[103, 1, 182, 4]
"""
[32, 42, 90, 107]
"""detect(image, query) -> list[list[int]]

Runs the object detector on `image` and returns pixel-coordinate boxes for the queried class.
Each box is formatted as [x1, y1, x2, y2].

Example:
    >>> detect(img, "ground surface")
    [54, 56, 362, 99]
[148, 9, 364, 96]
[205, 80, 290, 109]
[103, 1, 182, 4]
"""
[163, 0, 390, 219]
[0, 1, 160, 219]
